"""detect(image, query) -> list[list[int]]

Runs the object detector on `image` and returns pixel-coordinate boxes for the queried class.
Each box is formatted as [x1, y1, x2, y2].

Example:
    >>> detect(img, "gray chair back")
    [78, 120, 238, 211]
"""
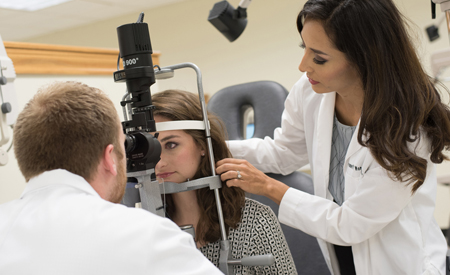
[208, 81, 330, 274]
[447, 248, 450, 275]
[207, 81, 287, 140]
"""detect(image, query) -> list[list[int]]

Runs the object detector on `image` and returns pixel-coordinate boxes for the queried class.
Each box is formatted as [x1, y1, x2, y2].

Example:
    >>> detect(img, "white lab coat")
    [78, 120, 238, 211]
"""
[0, 169, 223, 275]
[228, 74, 447, 275]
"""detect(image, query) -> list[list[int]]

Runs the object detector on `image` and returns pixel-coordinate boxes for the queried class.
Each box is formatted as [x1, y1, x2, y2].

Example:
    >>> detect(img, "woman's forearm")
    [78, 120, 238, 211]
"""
[264, 177, 290, 205]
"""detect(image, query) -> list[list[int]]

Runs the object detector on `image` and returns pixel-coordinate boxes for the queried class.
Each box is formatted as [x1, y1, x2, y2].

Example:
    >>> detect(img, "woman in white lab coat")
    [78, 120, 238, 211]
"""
[216, 0, 450, 274]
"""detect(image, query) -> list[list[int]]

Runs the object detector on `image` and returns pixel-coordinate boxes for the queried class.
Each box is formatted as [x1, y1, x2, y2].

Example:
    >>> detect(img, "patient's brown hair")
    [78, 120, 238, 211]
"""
[152, 89, 245, 244]
[14, 81, 122, 182]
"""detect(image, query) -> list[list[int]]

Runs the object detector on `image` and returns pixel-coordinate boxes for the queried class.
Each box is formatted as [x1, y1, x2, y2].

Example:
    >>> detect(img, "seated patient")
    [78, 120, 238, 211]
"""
[151, 89, 298, 275]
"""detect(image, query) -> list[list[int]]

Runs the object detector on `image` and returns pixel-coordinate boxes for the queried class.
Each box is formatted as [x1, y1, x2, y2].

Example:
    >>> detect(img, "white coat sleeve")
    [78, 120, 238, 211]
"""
[278, 169, 411, 245]
[278, 138, 432, 246]
[141, 213, 224, 275]
[227, 77, 310, 175]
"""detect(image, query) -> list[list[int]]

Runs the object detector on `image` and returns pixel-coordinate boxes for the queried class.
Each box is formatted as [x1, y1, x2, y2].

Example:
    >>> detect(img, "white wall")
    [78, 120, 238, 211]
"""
[24, 0, 305, 95]
[1, 0, 450, 227]
[22, 0, 450, 94]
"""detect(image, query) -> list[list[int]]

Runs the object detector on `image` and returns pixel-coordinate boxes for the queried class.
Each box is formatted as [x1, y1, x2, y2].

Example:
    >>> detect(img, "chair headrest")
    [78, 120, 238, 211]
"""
[207, 81, 288, 140]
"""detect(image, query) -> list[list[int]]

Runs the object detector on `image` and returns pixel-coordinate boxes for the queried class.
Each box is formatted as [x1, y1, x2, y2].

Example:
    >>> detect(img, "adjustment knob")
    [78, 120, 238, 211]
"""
[0, 76, 6, 85]
[1, 102, 11, 114]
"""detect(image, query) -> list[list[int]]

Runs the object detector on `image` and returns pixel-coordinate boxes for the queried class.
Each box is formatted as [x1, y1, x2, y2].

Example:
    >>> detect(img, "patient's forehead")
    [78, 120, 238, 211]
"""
[151, 115, 170, 136]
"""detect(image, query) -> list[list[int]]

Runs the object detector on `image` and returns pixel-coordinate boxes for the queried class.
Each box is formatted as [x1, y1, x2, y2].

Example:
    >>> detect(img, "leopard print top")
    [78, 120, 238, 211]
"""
[199, 198, 298, 275]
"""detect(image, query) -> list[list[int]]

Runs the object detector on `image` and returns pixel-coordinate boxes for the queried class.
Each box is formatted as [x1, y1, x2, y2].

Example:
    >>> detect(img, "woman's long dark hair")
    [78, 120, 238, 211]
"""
[298, 0, 450, 192]
[152, 89, 245, 243]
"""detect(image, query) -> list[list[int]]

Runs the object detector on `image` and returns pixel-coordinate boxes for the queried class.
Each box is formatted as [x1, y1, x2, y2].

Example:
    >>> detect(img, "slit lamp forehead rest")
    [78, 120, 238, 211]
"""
[154, 120, 209, 132]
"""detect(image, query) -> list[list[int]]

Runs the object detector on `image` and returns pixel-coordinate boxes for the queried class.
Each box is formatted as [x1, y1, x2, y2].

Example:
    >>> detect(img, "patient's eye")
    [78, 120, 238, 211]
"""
[165, 142, 178, 150]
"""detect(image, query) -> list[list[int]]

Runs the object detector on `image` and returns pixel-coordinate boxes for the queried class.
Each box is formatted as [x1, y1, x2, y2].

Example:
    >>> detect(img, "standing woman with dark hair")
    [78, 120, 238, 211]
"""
[216, 0, 450, 274]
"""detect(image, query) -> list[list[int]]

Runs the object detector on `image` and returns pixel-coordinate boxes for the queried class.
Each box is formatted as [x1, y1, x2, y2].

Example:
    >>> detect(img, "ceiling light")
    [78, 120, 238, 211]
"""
[0, 0, 72, 12]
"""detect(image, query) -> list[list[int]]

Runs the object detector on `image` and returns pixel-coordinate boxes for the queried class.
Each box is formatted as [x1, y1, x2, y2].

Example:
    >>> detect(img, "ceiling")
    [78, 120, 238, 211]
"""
[0, 0, 186, 41]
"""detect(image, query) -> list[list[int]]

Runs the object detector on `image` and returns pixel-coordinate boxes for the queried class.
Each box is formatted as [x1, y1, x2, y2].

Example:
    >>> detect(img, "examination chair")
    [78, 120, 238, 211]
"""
[207, 81, 330, 274]
[447, 249, 450, 275]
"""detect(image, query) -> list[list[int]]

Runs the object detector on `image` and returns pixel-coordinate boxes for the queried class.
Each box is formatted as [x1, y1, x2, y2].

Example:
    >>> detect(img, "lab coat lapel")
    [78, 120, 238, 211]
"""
[312, 92, 335, 199]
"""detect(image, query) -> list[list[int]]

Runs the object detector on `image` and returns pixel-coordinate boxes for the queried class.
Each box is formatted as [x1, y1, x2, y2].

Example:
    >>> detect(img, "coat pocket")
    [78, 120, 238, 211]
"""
[346, 162, 363, 178]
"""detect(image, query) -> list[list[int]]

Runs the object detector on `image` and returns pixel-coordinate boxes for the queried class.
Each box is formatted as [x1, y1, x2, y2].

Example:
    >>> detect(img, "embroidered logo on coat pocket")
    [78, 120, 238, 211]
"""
[347, 163, 363, 178]
[348, 163, 362, 171]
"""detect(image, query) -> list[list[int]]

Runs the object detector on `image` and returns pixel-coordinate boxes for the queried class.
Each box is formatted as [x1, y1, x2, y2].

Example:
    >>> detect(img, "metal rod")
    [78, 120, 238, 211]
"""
[121, 92, 131, 122]
[158, 62, 228, 242]
[446, 10, 450, 44]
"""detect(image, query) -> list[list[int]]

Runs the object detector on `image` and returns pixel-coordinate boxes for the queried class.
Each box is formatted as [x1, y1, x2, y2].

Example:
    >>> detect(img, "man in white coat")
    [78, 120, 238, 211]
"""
[0, 81, 223, 275]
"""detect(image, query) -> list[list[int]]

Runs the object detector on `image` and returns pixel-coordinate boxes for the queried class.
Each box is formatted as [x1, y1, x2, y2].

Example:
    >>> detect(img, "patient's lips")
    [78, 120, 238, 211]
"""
[157, 172, 175, 179]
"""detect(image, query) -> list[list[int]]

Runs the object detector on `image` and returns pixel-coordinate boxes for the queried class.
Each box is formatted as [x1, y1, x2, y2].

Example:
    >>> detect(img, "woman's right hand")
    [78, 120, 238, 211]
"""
[215, 158, 289, 205]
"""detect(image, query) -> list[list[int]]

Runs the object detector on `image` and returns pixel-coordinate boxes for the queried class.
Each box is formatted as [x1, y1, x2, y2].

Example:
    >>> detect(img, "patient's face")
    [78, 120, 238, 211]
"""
[154, 116, 204, 184]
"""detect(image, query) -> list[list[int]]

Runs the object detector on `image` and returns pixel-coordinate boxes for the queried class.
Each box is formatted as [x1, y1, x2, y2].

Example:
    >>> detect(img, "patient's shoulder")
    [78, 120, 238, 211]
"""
[241, 198, 278, 224]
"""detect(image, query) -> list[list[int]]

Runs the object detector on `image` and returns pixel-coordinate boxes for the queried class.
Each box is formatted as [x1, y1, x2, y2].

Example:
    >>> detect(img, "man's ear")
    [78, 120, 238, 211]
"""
[103, 144, 117, 176]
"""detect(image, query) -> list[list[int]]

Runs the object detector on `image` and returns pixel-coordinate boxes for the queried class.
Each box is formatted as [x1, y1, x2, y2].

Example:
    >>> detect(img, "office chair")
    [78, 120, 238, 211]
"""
[447, 226, 450, 247]
[207, 80, 330, 274]
[447, 249, 450, 275]
[207, 81, 286, 140]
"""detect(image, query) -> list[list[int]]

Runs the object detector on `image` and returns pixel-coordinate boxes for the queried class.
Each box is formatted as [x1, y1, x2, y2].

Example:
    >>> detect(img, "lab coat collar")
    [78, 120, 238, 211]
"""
[21, 169, 100, 199]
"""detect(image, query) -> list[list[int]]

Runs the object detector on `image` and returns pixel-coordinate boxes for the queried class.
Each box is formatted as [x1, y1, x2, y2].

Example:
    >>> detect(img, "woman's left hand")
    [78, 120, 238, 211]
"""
[216, 158, 289, 205]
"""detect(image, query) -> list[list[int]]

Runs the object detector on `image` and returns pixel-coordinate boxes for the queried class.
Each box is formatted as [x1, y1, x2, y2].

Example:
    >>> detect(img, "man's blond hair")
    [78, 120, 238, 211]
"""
[14, 81, 123, 182]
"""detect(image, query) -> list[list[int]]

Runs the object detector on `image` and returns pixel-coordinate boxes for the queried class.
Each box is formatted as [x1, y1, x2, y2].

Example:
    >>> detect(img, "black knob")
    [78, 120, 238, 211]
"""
[0, 76, 6, 85]
[1, 102, 11, 114]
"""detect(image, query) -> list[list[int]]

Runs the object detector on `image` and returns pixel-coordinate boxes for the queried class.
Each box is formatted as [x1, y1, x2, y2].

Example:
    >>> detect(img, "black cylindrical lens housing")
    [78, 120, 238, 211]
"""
[117, 23, 153, 65]
[116, 22, 155, 95]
